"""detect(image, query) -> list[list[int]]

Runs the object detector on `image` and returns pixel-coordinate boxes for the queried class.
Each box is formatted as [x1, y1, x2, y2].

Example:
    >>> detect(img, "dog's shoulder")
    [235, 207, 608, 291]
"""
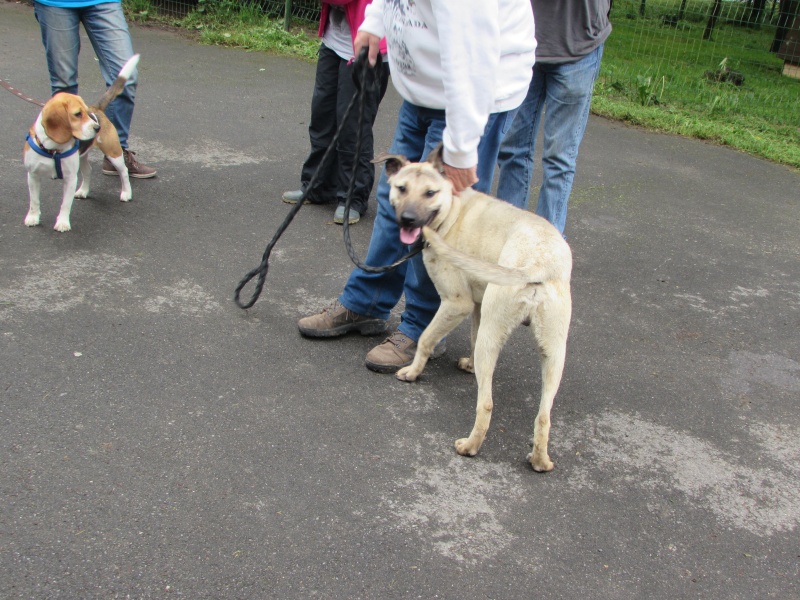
[445, 189, 571, 270]
[461, 189, 564, 239]
[454, 189, 531, 235]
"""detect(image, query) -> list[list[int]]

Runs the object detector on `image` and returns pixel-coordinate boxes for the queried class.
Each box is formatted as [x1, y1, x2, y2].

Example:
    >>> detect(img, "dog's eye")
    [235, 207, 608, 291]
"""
[397, 185, 406, 194]
[73, 111, 83, 117]
[425, 189, 438, 198]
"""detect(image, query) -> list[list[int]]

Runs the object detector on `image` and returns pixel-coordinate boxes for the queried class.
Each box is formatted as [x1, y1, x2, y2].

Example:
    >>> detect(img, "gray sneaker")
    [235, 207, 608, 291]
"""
[298, 300, 387, 338]
[282, 190, 311, 205]
[334, 205, 360, 224]
[364, 331, 446, 374]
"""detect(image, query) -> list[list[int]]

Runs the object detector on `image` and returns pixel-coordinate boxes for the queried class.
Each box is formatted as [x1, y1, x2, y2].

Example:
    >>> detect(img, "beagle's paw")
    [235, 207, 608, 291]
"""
[54, 218, 71, 232]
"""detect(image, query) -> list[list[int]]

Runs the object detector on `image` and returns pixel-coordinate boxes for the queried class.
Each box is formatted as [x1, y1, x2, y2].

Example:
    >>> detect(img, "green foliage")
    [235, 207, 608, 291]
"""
[197, 23, 318, 61]
[124, 0, 153, 22]
[635, 73, 666, 106]
[176, 0, 319, 61]
[192, 0, 264, 24]
[613, 0, 780, 26]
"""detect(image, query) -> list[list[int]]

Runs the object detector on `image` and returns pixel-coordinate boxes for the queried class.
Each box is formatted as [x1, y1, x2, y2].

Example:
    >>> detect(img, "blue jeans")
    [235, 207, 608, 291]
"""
[496, 45, 604, 233]
[339, 100, 517, 341]
[34, 1, 137, 148]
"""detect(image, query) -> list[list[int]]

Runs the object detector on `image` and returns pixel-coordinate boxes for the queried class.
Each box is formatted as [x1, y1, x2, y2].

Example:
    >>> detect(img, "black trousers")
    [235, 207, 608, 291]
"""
[300, 44, 390, 215]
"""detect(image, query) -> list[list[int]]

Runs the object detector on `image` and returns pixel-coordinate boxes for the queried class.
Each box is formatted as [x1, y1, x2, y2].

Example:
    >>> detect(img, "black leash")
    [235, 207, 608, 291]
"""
[234, 49, 423, 310]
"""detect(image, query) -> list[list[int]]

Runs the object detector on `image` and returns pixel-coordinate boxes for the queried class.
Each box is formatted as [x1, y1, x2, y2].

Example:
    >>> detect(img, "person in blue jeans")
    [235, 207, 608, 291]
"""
[497, 0, 611, 234]
[33, 0, 156, 178]
[297, 0, 537, 373]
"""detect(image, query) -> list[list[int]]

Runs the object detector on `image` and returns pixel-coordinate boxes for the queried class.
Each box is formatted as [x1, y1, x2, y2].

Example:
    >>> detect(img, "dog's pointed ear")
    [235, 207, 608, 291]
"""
[42, 95, 73, 144]
[427, 143, 446, 175]
[372, 153, 409, 178]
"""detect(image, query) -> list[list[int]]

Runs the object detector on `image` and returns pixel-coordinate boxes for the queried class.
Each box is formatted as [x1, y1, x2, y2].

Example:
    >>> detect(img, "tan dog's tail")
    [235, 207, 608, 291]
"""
[422, 226, 544, 287]
[93, 54, 140, 112]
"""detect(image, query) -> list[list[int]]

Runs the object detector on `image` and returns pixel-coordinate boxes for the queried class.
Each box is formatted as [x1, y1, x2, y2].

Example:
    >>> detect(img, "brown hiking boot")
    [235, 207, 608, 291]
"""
[364, 331, 446, 374]
[103, 149, 157, 178]
[297, 300, 387, 338]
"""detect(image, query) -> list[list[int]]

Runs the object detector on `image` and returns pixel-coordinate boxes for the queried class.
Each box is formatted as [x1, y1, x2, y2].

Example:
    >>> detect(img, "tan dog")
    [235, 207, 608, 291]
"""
[377, 146, 572, 471]
[23, 54, 139, 232]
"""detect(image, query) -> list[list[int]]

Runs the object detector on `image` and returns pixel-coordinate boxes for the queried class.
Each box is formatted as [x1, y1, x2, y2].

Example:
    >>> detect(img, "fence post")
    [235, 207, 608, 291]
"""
[284, 0, 292, 31]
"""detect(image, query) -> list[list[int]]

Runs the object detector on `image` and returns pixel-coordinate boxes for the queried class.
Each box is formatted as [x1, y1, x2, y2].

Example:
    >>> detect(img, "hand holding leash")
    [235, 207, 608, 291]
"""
[353, 31, 381, 66]
[352, 45, 383, 95]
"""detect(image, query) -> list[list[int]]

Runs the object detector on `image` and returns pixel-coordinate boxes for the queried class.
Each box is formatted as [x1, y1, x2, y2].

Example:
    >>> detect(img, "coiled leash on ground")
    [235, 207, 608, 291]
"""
[234, 48, 423, 310]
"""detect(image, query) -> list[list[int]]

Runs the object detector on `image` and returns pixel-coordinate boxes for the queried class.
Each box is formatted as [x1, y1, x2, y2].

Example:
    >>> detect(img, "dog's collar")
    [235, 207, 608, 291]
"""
[419, 210, 440, 247]
[26, 133, 80, 180]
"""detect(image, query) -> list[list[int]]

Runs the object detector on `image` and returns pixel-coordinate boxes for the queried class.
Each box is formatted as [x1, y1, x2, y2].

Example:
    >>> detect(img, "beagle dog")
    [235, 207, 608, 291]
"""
[24, 54, 139, 232]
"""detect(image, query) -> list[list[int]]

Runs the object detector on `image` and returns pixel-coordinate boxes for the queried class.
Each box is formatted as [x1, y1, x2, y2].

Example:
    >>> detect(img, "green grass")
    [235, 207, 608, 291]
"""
[177, 0, 319, 61]
[597, 0, 800, 168]
[124, 0, 800, 169]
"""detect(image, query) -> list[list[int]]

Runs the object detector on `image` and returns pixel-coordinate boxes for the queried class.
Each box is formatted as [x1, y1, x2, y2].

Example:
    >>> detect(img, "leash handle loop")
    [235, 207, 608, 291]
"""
[233, 87, 359, 309]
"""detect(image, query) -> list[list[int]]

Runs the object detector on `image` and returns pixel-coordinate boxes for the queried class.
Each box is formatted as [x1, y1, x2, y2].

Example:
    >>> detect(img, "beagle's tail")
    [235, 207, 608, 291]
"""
[93, 54, 140, 113]
[422, 226, 544, 287]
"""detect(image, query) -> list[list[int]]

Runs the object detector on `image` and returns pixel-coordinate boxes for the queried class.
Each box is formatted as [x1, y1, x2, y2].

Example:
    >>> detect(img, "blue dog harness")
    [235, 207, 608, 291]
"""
[26, 133, 80, 180]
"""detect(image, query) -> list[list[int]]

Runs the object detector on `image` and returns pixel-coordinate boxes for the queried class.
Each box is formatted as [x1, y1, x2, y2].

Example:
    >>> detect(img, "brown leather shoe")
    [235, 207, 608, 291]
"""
[297, 300, 387, 338]
[364, 331, 446, 374]
[103, 149, 157, 178]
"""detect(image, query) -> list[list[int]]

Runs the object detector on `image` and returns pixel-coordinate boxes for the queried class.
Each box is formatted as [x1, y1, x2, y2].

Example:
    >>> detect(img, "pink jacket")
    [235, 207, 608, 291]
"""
[318, 0, 387, 55]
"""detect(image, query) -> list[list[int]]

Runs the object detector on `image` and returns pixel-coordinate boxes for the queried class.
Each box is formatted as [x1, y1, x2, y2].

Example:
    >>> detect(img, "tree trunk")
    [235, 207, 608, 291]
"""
[745, 0, 767, 27]
[771, 0, 798, 52]
[704, 0, 723, 40]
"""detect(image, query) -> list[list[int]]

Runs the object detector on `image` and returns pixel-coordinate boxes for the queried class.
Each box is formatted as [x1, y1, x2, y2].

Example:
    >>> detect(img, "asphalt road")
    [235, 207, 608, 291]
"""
[1, 3, 799, 598]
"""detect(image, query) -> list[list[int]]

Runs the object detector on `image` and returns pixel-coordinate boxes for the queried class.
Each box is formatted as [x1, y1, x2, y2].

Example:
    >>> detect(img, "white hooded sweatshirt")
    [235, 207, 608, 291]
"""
[359, 0, 536, 170]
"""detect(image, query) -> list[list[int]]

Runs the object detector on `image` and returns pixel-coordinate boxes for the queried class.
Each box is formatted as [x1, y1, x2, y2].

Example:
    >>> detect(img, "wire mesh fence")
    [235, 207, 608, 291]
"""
[137, 0, 800, 83]
[133, 0, 321, 24]
[610, 0, 799, 79]
[140, 1, 800, 64]
[601, 0, 799, 138]
[134, 1, 800, 67]
[141, 0, 798, 108]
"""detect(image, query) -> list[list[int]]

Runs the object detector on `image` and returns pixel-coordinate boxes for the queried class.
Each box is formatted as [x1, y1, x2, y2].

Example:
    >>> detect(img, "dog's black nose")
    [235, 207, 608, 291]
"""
[399, 210, 419, 228]
[89, 113, 100, 129]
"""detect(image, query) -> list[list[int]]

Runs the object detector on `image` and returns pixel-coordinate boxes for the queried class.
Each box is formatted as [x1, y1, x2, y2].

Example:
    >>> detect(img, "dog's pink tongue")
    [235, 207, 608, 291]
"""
[400, 227, 421, 245]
